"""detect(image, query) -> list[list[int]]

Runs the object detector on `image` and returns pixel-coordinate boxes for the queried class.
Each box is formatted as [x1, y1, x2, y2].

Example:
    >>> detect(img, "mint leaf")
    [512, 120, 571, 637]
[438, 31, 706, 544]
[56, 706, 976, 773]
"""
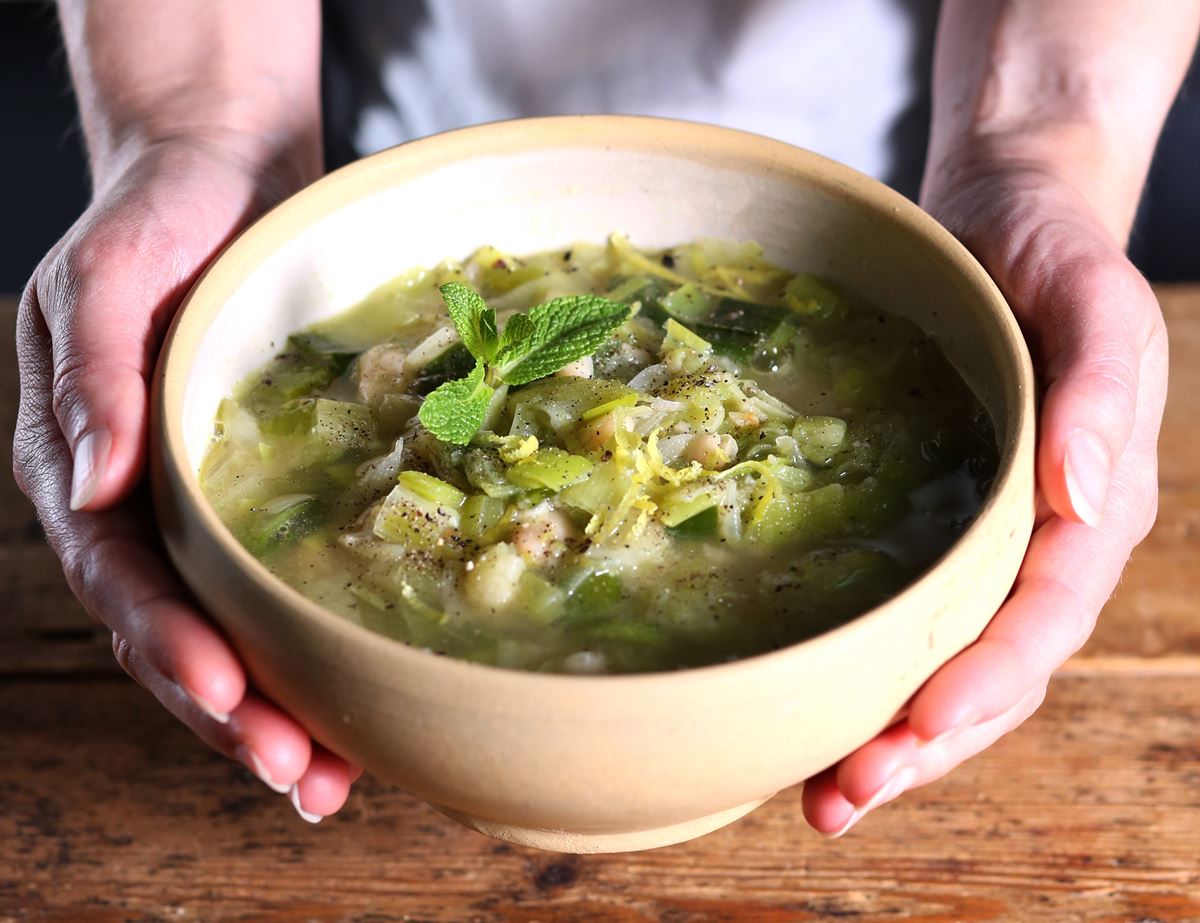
[495, 313, 536, 367]
[417, 358, 495, 444]
[418, 286, 629, 445]
[440, 282, 498, 362]
[495, 295, 630, 386]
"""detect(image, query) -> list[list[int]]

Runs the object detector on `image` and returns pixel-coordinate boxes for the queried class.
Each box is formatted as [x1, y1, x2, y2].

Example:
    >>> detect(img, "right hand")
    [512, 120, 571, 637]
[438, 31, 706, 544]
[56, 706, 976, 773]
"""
[14, 137, 360, 822]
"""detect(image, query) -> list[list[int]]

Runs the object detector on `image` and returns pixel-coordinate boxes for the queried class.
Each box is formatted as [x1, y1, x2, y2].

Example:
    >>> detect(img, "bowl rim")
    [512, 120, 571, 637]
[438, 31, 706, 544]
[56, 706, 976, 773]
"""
[154, 114, 1036, 691]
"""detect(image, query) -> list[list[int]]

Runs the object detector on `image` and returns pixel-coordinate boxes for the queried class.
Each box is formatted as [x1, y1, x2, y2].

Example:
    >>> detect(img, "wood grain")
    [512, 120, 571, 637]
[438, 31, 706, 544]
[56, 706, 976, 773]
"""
[3, 289, 1200, 923]
[2, 675, 1199, 923]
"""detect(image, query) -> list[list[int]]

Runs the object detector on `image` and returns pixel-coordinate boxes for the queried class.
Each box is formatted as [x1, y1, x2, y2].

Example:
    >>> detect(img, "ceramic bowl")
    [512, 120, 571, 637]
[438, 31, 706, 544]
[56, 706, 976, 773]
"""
[151, 116, 1035, 853]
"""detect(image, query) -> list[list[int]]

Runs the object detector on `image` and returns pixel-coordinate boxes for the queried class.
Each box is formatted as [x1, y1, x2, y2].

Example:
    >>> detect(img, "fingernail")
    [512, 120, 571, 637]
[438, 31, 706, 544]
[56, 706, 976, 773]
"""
[1064, 430, 1110, 527]
[69, 430, 111, 511]
[822, 766, 918, 840]
[186, 688, 230, 724]
[236, 745, 289, 794]
[288, 784, 324, 824]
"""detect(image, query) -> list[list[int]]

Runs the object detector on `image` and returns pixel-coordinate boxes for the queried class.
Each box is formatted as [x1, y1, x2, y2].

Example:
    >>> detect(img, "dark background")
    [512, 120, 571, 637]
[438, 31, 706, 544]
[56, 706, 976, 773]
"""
[3, 1, 1197, 293]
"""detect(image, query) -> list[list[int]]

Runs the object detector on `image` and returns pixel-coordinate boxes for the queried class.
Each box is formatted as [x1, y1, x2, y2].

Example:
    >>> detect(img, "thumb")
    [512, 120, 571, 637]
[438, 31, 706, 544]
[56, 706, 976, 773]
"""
[929, 171, 1152, 529]
[37, 203, 202, 511]
[35, 146, 273, 511]
[1033, 256, 1154, 527]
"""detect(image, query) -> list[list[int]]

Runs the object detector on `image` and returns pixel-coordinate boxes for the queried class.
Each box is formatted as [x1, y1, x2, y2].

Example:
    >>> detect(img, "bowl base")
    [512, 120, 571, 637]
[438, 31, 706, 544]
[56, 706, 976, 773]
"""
[430, 794, 774, 853]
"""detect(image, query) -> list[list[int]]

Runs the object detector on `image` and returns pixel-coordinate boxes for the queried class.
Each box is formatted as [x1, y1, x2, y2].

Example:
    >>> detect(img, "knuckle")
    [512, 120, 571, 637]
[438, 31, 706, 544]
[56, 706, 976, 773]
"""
[1020, 682, 1049, 720]
[1074, 355, 1139, 417]
[12, 403, 70, 513]
[11, 426, 45, 500]
[111, 632, 148, 689]
[39, 244, 87, 326]
[1104, 465, 1159, 549]
[112, 631, 135, 675]
[1029, 574, 1101, 659]
[64, 226, 127, 284]
[1005, 209, 1107, 309]
[59, 540, 93, 607]
[49, 352, 95, 433]
[1067, 255, 1149, 316]
[1134, 486, 1159, 545]
[61, 532, 123, 622]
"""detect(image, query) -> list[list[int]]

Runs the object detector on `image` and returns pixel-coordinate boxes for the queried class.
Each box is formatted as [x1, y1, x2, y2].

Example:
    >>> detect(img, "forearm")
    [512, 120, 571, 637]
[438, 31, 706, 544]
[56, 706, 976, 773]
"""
[923, 0, 1200, 243]
[59, 0, 322, 191]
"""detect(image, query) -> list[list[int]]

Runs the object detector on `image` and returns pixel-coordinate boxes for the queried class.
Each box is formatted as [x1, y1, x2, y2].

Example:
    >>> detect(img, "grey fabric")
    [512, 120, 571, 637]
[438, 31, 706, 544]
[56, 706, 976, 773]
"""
[322, 0, 939, 199]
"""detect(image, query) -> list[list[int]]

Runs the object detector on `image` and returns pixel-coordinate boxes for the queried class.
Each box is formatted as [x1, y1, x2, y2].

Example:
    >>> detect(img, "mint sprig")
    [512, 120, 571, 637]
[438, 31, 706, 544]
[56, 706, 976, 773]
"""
[493, 294, 631, 385]
[417, 358, 493, 445]
[417, 282, 630, 444]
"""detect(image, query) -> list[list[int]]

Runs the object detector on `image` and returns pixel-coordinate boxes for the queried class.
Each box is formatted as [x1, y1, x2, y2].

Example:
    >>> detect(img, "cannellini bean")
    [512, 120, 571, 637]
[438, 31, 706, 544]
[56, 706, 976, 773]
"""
[683, 432, 738, 469]
[555, 355, 594, 379]
[683, 433, 720, 465]
[512, 509, 577, 563]
[577, 413, 616, 451]
[463, 543, 525, 610]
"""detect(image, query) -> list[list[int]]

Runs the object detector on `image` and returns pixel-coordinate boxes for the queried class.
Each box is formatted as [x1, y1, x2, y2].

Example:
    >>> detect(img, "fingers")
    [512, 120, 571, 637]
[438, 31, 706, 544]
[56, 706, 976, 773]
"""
[231, 695, 313, 791]
[908, 321, 1164, 744]
[80, 535, 248, 719]
[27, 145, 272, 513]
[929, 171, 1159, 528]
[12, 142, 357, 824]
[35, 204, 188, 511]
[18, 226, 247, 719]
[907, 511, 1121, 742]
[115, 640, 359, 822]
[804, 684, 1048, 837]
[290, 747, 360, 821]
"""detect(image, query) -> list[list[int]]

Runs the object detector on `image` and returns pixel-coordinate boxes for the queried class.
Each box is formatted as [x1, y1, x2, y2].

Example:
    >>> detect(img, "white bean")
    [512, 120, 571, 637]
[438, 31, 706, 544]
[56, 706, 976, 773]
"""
[577, 413, 617, 452]
[683, 432, 737, 469]
[512, 509, 577, 563]
[463, 543, 526, 610]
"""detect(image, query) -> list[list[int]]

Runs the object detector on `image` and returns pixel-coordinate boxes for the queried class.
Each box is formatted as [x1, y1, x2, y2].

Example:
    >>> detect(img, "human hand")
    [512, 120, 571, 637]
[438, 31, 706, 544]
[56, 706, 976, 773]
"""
[14, 138, 361, 822]
[801, 163, 1167, 836]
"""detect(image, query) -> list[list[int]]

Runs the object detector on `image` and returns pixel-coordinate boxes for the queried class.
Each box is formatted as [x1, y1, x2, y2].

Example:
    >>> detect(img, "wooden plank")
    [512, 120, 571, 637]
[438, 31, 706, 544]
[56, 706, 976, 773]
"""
[1079, 486, 1200, 658]
[2, 673, 1199, 922]
[1073, 285, 1200, 659]
[1156, 286, 1200, 491]
[1, 287, 1199, 921]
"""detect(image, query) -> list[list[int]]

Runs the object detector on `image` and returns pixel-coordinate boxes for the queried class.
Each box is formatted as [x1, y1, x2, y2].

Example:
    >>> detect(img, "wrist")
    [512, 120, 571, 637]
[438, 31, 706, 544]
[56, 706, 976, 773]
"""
[916, 127, 1123, 241]
[86, 92, 323, 199]
[60, 0, 323, 197]
[923, 0, 1199, 248]
[921, 119, 1145, 249]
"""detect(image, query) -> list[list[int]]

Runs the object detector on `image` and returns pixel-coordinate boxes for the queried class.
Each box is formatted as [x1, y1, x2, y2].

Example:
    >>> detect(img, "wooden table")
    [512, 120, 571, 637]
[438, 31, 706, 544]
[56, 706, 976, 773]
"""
[3, 289, 1199, 923]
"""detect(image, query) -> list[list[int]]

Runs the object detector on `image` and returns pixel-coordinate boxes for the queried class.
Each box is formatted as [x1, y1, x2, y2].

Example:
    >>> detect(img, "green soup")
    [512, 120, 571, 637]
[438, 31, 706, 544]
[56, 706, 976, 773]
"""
[200, 237, 998, 674]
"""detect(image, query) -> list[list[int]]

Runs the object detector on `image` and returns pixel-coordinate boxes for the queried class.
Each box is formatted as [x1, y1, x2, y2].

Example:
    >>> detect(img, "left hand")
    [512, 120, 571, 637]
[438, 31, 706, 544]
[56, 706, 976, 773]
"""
[802, 162, 1167, 836]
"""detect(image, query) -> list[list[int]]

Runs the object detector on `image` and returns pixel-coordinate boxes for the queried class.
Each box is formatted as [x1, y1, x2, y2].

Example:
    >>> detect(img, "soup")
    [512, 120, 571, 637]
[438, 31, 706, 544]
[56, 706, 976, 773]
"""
[199, 237, 997, 673]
